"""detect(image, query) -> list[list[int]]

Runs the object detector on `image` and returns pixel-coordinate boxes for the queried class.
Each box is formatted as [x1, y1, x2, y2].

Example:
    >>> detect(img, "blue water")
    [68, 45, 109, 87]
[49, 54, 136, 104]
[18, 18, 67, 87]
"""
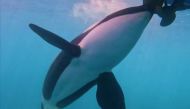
[1, 0, 190, 109]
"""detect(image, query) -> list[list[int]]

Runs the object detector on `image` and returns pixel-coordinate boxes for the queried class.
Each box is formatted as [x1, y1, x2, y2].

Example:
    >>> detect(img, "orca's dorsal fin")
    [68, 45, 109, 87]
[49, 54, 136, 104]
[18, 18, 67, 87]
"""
[29, 24, 81, 57]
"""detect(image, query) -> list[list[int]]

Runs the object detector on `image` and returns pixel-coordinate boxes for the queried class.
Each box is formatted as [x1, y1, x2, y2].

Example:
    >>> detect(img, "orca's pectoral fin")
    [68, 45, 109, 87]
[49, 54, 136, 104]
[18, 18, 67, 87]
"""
[29, 24, 81, 57]
[96, 72, 125, 109]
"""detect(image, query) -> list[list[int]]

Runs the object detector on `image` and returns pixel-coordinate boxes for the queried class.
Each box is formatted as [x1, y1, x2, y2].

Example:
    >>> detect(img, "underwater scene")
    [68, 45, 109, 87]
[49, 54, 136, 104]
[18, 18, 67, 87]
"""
[1, 0, 190, 109]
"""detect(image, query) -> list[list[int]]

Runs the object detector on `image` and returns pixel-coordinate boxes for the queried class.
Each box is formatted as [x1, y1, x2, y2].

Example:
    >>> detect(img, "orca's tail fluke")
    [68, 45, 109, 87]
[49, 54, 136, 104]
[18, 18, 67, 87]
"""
[143, 0, 189, 27]
[159, 3, 177, 27]
[29, 24, 81, 57]
[155, 0, 190, 26]
[143, 0, 175, 26]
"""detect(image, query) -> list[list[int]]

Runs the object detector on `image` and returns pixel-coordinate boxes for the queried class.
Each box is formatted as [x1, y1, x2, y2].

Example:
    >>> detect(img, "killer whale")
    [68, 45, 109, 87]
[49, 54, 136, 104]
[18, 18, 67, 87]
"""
[29, 0, 190, 109]
[30, 6, 153, 108]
